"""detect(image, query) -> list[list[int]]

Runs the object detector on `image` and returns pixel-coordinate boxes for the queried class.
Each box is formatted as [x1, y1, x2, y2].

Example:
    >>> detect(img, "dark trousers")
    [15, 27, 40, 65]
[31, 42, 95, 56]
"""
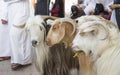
[35, 0, 49, 15]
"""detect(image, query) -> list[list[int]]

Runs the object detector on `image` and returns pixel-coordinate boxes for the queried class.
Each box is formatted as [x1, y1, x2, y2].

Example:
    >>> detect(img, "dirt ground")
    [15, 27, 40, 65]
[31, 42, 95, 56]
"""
[0, 60, 39, 75]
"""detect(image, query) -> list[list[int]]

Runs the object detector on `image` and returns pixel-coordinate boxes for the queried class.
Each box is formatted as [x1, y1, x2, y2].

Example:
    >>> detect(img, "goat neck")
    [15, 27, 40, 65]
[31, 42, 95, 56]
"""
[78, 53, 95, 75]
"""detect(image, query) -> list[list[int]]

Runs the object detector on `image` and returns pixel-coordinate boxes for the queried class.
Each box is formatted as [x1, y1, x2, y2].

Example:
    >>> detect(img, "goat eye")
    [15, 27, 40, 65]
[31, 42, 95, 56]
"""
[79, 32, 85, 36]
[39, 26, 43, 31]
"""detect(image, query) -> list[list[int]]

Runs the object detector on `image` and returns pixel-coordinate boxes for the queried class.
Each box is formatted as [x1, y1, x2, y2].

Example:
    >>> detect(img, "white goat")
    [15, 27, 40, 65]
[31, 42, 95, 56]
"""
[26, 15, 79, 75]
[26, 15, 49, 75]
[72, 19, 120, 75]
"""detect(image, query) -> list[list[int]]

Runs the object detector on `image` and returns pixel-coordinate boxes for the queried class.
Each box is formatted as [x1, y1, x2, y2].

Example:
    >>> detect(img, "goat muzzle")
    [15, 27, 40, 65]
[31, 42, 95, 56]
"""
[32, 40, 38, 47]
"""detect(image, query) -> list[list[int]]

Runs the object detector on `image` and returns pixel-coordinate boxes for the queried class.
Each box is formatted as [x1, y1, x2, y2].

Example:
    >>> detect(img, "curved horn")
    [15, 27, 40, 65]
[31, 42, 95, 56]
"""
[59, 18, 77, 36]
[41, 15, 59, 20]
[81, 21, 109, 40]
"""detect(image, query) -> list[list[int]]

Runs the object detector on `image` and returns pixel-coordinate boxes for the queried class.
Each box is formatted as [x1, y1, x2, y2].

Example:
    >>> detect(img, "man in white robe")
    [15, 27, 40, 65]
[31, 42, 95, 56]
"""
[0, 0, 11, 61]
[3, 0, 33, 70]
[83, 0, 113, 15]
[82, 0, 97, 15]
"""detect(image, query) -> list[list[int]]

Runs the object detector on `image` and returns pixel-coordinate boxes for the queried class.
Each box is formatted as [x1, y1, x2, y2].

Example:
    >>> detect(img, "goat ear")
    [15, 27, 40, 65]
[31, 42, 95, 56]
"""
[62, 22, 75, 36]
[81, 25, 108, 40]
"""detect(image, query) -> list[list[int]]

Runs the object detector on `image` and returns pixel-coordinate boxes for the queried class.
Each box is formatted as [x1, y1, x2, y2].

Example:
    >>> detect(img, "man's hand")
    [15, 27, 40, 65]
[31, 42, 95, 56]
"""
[109, 4, 120, 10]
[1, 19, 8, 24]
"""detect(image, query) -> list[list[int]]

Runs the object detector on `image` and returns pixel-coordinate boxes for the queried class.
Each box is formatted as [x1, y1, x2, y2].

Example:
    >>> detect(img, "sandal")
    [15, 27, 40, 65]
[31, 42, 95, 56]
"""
[11, 63, 31, 70]
[0, 57, 10, 61]
[11, 63, 22, 70]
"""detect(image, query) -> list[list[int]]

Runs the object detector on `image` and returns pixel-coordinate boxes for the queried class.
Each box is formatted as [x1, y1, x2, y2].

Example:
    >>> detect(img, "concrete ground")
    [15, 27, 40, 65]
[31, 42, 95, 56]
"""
[0, 60, 39, 75]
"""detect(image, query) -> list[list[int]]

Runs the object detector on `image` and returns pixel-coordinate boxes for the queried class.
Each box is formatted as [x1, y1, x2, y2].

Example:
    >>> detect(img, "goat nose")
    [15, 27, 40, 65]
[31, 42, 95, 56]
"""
[32, 40, 37, 47]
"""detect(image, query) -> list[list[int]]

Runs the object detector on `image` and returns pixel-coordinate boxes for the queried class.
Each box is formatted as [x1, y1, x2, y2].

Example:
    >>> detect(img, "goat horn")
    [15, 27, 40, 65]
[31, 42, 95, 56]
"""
[41, 15, 59, 20]
[59, 18, 77, 36]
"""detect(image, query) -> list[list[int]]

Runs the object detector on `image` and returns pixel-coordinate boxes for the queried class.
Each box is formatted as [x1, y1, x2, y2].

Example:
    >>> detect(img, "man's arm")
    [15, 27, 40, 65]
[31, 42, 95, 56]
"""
[32, 0, 36, 9]
[109, 4, 120, 9]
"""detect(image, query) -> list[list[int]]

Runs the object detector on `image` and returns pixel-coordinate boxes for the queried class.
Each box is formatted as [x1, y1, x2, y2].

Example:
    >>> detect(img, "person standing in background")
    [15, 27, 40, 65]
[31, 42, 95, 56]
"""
[110, 0, 120, 29]
[35, 0, 49, 15]
[82, 0, 112, 15]
[82, 0, 97, 15]
[0, 0, 11, 61]
[3, 0, 33, 70]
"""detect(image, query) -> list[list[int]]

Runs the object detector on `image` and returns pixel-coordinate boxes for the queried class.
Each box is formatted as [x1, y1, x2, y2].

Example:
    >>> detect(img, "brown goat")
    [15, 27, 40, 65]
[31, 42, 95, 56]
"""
[46, 17, 94, 75]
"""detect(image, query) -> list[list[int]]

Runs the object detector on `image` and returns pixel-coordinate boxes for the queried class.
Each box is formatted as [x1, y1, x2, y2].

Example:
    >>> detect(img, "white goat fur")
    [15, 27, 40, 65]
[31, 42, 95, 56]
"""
[76, 15, 118, 28]
[72, 17, 120, 75]
[26, 15, 49, 75]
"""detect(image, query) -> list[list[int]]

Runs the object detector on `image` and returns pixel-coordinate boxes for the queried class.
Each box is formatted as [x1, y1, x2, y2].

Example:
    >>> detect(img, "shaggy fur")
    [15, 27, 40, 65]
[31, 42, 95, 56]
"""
[26, 15, 79, 75]
[72, 18, 120, 75]
[46, 17, 95, 75]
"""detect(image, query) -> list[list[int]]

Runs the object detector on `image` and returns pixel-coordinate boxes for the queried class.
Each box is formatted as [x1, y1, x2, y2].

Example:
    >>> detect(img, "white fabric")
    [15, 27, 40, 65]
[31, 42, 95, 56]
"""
[6, 0, 33, 64]
[96, 0, 113, 11]
[10, 27, 32, 64]
[83, 0, 96, 15]
[110, 1, 117, 25]
[49, 0, 55, 11]
[65, 0, 78, 16]
[4, 0, 22, 4]
[29, 0, 35, 17]
[111, 9, 117, 25]
[83, 0, 113, 15]
[83, 0, 93, 6]
[0, 0, 11, 57]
